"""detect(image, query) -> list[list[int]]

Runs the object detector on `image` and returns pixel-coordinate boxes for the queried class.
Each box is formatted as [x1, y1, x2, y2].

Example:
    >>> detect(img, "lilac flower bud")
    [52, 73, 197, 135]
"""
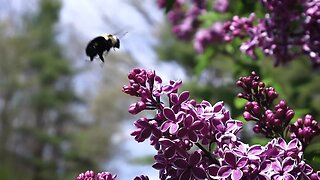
[147, 70, 155, 85]
[168, 9, 184, 25]
[128, 101, 146, 115]
[213, 0, 229, 12]
[310, 171, 320, 180]
[122, 85, 139, 96]
[134, 175, 149, 180]
[97, 172, 117, 180]
[290, 114, 320, 148]
[194, 28, 212, 53]
[253, 124, 262, 133]
[265, 110, 274, 120]
[156, 0, 166, 8]
[243, 111, 252, 120]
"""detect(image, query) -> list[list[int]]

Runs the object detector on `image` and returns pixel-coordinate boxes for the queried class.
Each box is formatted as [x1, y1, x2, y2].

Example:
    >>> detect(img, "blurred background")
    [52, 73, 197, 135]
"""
[0, 0, 319, 180]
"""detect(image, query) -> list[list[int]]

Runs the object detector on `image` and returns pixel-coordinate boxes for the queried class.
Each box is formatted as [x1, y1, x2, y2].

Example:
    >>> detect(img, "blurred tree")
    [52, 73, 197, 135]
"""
[0, 0, 102, 179]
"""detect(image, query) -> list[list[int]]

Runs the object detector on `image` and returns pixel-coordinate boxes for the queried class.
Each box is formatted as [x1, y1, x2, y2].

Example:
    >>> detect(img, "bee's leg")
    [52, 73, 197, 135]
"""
[98, 53, 105, 63]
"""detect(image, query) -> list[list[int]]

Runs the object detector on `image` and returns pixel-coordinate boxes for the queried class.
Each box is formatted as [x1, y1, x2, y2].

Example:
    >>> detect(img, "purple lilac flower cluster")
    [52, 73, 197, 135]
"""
[76, 170, 148, 180]
[123, 68, 320, 179]
[237, 71, 320, 149]
[236, 71, 294, 138]
[158, 0, 320, 67]
[77, 68, 320, 179]
[157, 0, 229, 53]
[157, 0, 207, 40]
[230, 0, 320, 66]
[76, 170, 117, 180]
[289, 114, 320, 148]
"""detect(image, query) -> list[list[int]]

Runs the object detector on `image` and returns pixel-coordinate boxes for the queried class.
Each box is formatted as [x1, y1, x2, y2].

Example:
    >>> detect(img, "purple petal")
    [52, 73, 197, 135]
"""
[176, 111, 185, 122]
[201, 100, 211, 107]
[208, 164, 220, 176]
[184, 115, 194, 127]
[190, 121, 204, 130]
[152, 162, 166, 170]
[189, 151, 201, 165]
[169, 123, 179, 134]
[302, 162, 313, 174]
[248, 145, 264, 155]
[271, 160, 282, 172]
[213, 101, 224, 112]
[237, 157, 248, 168]
[134, 119, 150, 128]
[277, 138, 286, 149]
[257, 174, 269, 180]
[178, 91, 190, 103]
[141, 129, 152, 139]
[179, 170, 192, 180]
[174, 159, 189, 169]
[188, 130, 199, 142]
[158, 138, 175, 146]
[170, 93, 179, 104]
[282, 157, 295, 172]
[260, 160, 272, 173]
[163, 107, 176, 121]
[287, 138, 301, 151]
[231, 169, 243, 180]
[152, 129, 162, 138]
[161, 122, 171, 132]
[283, 174, 295, 180]
[164, 146, 176, 159]
[192, 167, 207, 179]
[225, 151, 237, 166]
[177, 127, 188, 138]
[218, 166, 233, 178]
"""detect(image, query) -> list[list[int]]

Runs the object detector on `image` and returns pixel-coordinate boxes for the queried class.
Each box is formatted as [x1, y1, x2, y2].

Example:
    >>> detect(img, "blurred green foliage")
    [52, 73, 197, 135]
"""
[0, 0, 108, 179]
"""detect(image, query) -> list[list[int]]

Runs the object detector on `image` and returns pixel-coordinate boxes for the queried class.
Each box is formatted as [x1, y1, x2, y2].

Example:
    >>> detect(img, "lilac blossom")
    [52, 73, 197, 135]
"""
[77, 69, 320, 180]
[158, 0, 320, 67]
[213, 0, 229, 13]
[226, 0, 320, 66]
[133, 175, 149, 180]
[216, 151, 248, 179]
[76, 171, 116, 180]
[123, 69, 319, 179]
[194, 22, 224, 53]
[173, 150, 207, 179]
[77, 170, 95, 180]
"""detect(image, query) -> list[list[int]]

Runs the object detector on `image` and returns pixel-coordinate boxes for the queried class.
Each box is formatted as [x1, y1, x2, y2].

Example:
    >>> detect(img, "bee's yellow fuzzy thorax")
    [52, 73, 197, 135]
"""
[101, 34, 118, 45]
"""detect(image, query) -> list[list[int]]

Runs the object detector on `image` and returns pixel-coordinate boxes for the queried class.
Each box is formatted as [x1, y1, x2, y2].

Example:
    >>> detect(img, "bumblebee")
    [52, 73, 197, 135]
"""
[85, 34, 120, 62]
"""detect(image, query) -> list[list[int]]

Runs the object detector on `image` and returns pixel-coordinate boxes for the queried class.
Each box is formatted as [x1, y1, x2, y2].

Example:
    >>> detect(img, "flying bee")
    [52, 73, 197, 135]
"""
[85, 34, 120, 63]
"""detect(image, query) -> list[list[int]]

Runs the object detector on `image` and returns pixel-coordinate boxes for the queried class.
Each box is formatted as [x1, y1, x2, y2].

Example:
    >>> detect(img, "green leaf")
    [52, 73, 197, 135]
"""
[234, 98, 246, 109]
[292, 108, 309, 120]
[165, 0, 175, 13]
[128, 155, 154, 165]
[198, 12, 230, 27]
[250, 136, 270, 146]
[235, 114, 247, 126]
[195, 48, 215, 75]
[305, 142, 320, 153]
